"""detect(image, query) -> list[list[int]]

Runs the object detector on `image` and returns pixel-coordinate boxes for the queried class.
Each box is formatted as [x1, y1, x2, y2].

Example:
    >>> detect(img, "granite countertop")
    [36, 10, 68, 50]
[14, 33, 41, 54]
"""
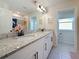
[0, 31, 51, 59]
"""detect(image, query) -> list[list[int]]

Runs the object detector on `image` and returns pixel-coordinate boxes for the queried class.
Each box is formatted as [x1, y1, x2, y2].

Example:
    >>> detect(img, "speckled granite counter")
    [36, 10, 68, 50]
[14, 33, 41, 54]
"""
[0, 31, 52, 59]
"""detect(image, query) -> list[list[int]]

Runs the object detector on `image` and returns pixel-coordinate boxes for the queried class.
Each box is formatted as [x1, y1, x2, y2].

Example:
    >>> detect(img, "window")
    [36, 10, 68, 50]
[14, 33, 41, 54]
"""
[59, 18, 73, 30]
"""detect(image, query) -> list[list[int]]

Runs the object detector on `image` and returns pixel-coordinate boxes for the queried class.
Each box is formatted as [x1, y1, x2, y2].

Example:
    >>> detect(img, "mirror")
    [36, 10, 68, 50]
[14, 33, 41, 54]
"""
[0, 7, 38, 36]
[0, 7, 28, 36]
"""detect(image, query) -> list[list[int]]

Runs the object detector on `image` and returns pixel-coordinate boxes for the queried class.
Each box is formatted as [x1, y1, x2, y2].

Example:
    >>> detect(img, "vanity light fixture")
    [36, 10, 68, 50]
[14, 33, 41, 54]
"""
[37, 4, 43, 12]
[33, 0, 47, 13]
[38, 4, 47, 13]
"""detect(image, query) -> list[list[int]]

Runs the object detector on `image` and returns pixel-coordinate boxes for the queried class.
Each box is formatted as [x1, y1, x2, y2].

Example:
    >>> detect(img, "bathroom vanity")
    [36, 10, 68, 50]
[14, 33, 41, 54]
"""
[0, 31, 53, 59]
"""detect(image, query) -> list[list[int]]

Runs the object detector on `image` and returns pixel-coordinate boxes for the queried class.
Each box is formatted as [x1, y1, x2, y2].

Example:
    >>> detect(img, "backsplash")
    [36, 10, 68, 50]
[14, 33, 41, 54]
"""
[0, 32, 17, 40]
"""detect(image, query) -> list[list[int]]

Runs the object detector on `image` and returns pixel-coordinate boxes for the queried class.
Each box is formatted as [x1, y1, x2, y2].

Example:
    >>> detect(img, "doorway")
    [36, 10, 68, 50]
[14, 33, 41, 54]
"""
[57, 9, 76, 51]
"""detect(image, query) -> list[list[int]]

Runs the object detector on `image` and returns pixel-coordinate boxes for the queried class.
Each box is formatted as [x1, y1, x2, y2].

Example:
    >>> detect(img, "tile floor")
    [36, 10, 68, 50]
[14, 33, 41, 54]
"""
[48, 43, 74, 59]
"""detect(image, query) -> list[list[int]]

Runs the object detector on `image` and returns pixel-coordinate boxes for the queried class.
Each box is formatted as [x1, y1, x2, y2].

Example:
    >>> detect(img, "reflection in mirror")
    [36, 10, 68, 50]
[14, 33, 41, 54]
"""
[11, 16, 29, 36]
[12, 18, 17, 28]
[29, 16, 38, 32]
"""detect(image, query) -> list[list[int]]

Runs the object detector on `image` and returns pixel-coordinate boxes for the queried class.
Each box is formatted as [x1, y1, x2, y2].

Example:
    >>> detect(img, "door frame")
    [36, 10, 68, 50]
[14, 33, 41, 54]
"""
[56, 7, 77, 52]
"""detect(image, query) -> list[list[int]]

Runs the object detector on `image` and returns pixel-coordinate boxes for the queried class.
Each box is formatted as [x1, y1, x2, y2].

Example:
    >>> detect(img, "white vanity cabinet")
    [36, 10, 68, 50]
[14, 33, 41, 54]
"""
[5, 33, 53, 59]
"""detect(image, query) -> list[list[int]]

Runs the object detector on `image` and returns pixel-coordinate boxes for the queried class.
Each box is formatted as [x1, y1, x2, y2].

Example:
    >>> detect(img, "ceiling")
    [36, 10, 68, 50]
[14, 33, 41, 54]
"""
[2, 0, 50, 15]
[1, 0, 77, 16]
[3, 0, 37, 15]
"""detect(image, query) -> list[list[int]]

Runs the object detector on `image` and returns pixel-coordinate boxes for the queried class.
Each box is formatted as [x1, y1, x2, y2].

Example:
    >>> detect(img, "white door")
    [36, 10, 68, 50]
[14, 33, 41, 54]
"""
[57, 9, 75, 46]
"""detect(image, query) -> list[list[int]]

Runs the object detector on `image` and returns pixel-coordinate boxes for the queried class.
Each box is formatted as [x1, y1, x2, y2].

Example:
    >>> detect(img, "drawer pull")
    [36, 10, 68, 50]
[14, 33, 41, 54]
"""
[34, 53, 37, 59]
[45, 43, 47, 51]
[36, 52, 38, 59]
[34, 52, 38, 59]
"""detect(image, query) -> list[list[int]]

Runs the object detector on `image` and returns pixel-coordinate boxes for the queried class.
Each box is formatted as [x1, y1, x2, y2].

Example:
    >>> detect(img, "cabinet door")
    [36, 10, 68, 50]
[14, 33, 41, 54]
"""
[43, 33, 53, 59]
[47, 34, 53, 54]
[33, 38, 44, 59]
[43, 36, 49, 59]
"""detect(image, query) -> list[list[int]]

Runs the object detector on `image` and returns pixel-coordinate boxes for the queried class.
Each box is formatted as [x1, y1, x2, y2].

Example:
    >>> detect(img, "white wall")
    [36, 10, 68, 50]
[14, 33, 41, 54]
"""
[0, 1, 13, 34]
